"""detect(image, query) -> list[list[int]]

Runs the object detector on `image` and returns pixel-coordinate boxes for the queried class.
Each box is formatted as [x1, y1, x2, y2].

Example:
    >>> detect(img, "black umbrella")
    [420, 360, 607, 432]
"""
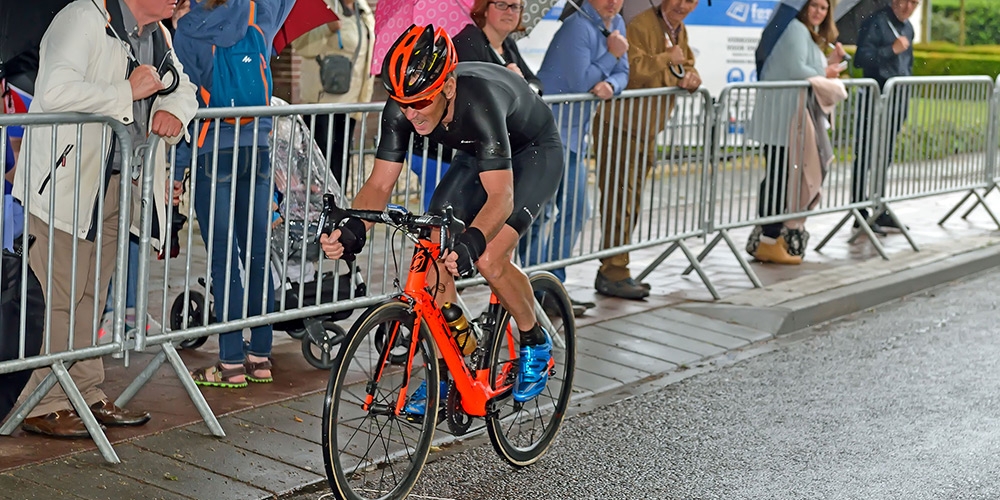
[0, 0, 178, 97]
[0, 0, 73, 72]
[835, 0, 892, 45]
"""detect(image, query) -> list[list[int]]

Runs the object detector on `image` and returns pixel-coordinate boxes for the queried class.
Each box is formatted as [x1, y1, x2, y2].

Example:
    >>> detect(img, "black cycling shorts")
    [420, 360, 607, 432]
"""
[428, 138, 563, 236]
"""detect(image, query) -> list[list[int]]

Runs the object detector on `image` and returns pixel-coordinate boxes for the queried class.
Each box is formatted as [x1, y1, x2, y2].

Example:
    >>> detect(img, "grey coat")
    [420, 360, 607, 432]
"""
[747, 19, 827, 147]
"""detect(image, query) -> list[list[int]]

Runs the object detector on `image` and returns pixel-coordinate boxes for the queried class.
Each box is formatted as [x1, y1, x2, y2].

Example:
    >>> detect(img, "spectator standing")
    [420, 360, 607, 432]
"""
[452, 0, 543, 95]
[13, 0, 197, 438]
[535, 0, 628, 304]
[852, 0, 917, 232]
[746, 0, 845, 265]
[293, 0, 376, 189]
[173, 0, 294, 388]
[593, 0, 700, 300]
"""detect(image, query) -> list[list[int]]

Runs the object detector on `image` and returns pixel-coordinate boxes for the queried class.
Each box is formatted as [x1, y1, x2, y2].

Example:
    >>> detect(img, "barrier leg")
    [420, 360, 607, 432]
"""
[52, 362, 120, 463]
[635, 241, 680, 283]
[971, 190, 1000, 229]
[161, 342, 225, 437]
[882, 205, 919, 252]
[0, 369, 60, 435]
[720, 230, 763, 289]
[114, 349, 167, 407]
[939, 189, 977, 225]
[846, 207, 890, 254]
[681, 232, 722, 276]
[960, 184, 996, 220]
[815, 211, 855, 251]
[676, 240, 720, 300]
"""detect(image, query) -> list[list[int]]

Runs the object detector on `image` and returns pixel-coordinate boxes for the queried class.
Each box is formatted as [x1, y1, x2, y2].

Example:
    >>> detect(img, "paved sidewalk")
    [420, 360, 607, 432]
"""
[1, 193, 999, 499]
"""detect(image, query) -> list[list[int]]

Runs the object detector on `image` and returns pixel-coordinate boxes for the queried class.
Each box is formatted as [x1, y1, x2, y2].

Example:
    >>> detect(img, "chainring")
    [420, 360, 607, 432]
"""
[446, 380, 473, 435]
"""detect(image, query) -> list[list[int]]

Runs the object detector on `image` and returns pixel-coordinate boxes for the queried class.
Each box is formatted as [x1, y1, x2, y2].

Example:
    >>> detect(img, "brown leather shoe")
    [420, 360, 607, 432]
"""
[90, 398, 151, 427]
[22, 410, 91, 438]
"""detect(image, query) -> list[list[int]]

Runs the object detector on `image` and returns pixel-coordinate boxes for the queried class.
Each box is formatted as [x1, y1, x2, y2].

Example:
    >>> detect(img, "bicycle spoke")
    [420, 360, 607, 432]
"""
[324, 301, 438, 499]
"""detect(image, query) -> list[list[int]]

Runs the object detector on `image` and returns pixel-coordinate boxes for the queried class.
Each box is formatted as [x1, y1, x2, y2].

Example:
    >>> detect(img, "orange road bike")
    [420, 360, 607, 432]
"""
[319, 201, 576, 500]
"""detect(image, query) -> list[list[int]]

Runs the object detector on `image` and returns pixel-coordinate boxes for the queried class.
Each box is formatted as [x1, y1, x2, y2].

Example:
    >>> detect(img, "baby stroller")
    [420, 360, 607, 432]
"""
[169, 98, 365, 369]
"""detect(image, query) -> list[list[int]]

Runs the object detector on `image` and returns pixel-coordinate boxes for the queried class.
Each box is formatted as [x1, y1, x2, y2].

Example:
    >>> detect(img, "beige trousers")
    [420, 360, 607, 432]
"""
[20, 178, 120, 417]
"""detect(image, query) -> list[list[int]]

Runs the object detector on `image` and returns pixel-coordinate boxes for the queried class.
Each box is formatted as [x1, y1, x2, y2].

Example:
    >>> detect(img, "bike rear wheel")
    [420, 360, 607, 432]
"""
[322, 301, 440, 500]
[485, 271, 576, 467]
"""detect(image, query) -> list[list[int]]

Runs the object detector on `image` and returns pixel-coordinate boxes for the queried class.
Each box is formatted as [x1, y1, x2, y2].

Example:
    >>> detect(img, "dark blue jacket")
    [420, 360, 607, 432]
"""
[173, 0, 295, 168]
[855, 6, 914, 89]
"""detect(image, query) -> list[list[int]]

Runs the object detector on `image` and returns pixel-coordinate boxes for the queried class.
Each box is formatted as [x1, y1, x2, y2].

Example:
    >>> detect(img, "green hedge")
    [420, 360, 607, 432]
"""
[842, 44, 1000, 79]
[915, 42, 1000, 55]
[913, 51, 1000, 78]
[931, 0, 1000, 46]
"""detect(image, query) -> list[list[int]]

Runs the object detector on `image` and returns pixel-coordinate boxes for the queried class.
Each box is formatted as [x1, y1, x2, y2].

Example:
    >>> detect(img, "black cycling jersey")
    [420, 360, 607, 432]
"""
[376, 62, 565, 235]
[376, 62, 560, 172]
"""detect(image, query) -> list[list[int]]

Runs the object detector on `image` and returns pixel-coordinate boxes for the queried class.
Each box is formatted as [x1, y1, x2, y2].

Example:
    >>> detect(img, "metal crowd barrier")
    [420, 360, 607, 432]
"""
[530, 88, 717, 297]
[8, 75, 1000, 464]
[690, 79, 885, 288]
[936, 75, 1000, 227]
[820, 75, 998, 253]
[0, 112, 134, 463]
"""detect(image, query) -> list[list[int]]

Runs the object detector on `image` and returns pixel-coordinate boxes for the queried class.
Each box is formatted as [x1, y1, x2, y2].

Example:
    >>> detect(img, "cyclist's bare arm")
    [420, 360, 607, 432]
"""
[319, 158, 404, 259]
[353, 158, 405, 224]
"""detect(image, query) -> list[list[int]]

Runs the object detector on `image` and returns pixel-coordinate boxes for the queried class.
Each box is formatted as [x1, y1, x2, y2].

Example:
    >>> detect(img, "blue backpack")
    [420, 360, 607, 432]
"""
[197, 0, 271, 147]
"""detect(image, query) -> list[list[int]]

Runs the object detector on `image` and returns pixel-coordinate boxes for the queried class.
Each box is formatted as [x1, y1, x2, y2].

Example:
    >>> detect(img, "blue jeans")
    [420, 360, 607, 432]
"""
[520, 149, 589, 282]
[194, 147, 275, 364]
[104, 236, 139, 314]
[408, 154, 450, 212]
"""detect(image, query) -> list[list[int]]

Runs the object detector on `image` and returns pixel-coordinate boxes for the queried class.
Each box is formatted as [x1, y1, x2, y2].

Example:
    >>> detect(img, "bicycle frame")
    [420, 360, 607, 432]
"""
[365, 239, 517, 418]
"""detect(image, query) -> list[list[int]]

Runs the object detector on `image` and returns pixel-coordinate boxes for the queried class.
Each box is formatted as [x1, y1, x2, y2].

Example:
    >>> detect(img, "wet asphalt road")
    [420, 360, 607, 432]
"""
[296, 268, 1000, 500]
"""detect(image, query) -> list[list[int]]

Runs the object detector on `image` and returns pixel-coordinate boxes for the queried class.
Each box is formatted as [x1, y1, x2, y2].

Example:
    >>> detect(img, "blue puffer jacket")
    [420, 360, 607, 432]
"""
[173, 0, 295, 169]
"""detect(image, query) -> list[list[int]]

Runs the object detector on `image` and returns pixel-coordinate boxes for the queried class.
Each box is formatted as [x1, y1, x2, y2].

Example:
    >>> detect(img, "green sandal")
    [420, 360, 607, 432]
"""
[191, 363, 247, 388]
[245, 359, 273, 384]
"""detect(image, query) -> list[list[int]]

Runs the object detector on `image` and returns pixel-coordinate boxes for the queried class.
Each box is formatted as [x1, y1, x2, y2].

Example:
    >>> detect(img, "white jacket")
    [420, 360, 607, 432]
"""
[13, 0, 198, 245]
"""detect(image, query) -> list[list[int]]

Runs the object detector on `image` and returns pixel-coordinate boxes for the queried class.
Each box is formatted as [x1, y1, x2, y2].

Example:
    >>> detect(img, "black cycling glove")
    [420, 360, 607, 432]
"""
[337, 217, 367, 257]
[453, 227, 487, 278]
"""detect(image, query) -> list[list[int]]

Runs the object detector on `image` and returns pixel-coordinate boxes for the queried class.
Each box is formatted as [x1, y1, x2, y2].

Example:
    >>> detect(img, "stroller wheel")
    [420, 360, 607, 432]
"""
[171, 291, 210, 350]
[302, 322, 346, 370]
[285, 326, 307, 340]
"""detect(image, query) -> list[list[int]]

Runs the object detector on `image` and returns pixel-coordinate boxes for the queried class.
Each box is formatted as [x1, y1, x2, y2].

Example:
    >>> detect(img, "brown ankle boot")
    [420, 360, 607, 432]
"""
[753, 237, 802, 265]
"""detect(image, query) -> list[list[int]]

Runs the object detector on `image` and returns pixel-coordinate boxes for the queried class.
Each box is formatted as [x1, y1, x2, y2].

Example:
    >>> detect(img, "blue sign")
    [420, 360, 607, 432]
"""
[727, 68, 745, 83]
[685, 0, 778, 27]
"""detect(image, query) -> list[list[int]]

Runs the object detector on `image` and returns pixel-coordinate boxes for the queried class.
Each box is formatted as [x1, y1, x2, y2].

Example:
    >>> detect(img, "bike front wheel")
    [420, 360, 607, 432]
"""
[322, 301, 440, 500]
[485, 271, 576, 467]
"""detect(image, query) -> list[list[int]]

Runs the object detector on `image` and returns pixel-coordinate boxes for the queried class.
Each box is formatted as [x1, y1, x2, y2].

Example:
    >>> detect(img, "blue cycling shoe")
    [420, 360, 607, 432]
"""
[513, 330, 553, 403]
[404, 380, 449, 416]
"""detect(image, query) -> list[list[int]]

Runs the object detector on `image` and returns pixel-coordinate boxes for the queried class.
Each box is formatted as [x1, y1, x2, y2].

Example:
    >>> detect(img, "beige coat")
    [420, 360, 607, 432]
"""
[598, 6, 698, 134]
[292, 0, 376, 112]
[783, 76, 847, 230]
[12, 0, 197, 246]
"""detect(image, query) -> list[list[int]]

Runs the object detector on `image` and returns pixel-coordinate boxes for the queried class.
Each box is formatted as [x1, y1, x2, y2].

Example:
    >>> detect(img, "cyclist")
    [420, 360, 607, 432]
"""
[319, 24, 564, 412]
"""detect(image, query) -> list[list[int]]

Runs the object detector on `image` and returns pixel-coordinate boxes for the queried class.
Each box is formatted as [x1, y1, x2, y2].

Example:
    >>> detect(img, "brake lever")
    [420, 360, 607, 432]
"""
[317, 193, 347, 241]
[442, 205, 466, 252]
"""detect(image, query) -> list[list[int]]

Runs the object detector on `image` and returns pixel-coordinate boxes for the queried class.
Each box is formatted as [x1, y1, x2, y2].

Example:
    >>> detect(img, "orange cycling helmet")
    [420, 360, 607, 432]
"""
[381, 24, 458, 104]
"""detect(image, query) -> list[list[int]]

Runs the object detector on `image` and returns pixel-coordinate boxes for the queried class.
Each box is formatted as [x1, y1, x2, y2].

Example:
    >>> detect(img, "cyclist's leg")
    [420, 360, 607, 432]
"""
[426, 152, 485, 310]
[494, 136, 563, 337]
[476, 226, 535, 334]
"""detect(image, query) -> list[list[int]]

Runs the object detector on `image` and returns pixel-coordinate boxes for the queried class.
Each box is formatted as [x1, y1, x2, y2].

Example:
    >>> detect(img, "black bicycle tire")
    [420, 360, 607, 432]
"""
[485, 271, 576, 467]
[321, 301, 440, 500]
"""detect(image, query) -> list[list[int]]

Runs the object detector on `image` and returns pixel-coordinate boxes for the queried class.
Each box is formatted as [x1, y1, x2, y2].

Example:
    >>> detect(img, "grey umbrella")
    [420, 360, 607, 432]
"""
[520, 0, 561, 35]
